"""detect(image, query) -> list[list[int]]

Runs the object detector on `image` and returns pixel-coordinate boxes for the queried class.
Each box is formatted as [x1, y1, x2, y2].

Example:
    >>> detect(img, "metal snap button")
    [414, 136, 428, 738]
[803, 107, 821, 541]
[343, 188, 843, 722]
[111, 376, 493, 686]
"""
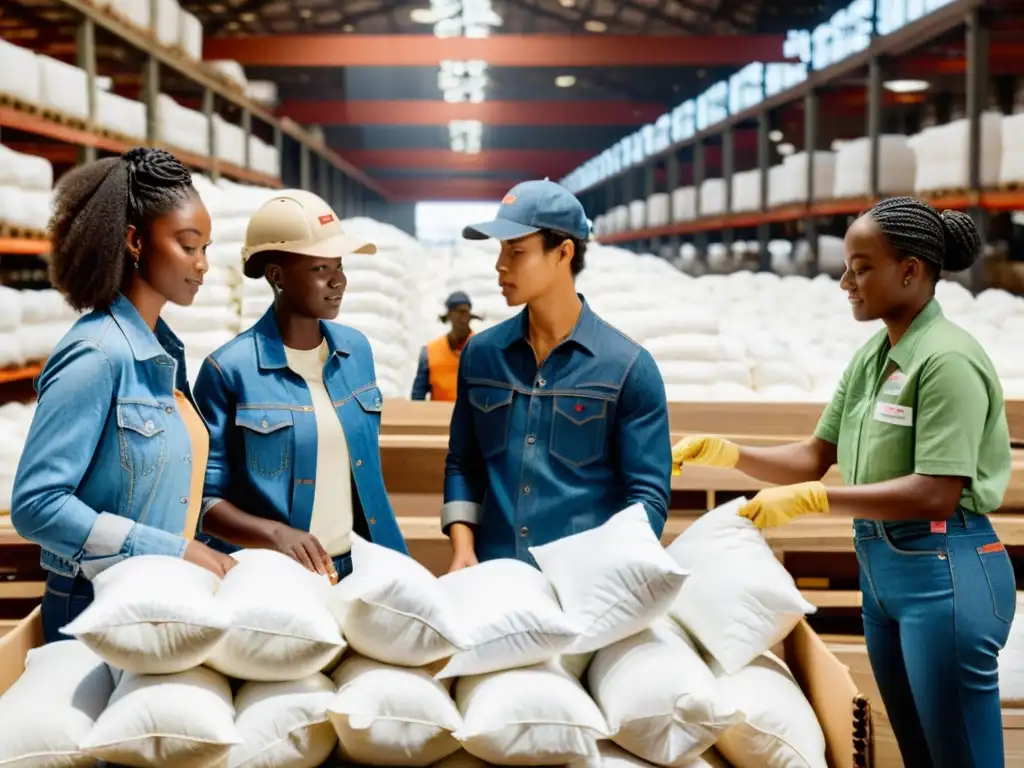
[144, 420, 154, 432]
[355, 459, 363, 467]
[261, 419, 269, 429]
[374, 397, 382, 406]
[180, 497, 188, 504]
[520, 526, 528, 537]
[527, 436, 536, 445]
[165, 406, 174, 414]
[368, 517, 376, 525]
[537, 379, 546, 387]
[524, 485, 531, 494]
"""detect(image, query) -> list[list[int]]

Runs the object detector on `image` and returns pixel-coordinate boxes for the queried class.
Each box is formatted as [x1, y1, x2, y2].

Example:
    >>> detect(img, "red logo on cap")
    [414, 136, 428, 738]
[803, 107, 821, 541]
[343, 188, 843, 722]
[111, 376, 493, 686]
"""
[502, 195, 516, 205]
[318, 214, 335, 226]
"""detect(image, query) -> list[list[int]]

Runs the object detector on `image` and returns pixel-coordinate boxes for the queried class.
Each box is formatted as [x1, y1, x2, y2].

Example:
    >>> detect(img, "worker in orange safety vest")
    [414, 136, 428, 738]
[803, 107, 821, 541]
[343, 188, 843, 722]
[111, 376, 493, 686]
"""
[410, 291, 480, 401]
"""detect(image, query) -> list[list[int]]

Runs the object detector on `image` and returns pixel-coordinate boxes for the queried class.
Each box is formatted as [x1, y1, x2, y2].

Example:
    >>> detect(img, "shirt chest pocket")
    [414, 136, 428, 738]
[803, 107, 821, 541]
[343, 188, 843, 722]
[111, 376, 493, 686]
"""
[353, 386, 384, 420]
[468, 385, 514, 459]
[236, 409, 294, 478]
[117, 403, 170, 478]
[551, 395, 608, 468]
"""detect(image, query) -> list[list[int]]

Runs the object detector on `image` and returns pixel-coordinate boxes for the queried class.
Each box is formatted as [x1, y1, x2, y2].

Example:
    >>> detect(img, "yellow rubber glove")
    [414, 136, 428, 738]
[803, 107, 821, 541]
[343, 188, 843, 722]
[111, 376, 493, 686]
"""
[738, 481, 830, 529]
[671, 435, 740, 476]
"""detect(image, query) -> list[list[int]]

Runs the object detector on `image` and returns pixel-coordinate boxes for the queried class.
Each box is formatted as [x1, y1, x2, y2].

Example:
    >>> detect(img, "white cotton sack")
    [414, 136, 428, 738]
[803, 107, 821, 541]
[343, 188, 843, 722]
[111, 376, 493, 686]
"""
[328, 655, 462, 766]
[433, 750, 490, 768]
[207, 549, 346, 681]
[587, 618, 743, 766]
[326, 534, 466, 667]
[228, 674, 338, 768]
[530, 504, 688, 653]
[666, 501, 815, 674]
[80, 666, 241, 768]
[436, 558, 580, 678]
[566, 741, 731, 768]
[61, 555, 229, 674]
[454, 661, 611, 766]
[0, 640, 114, 768]
[712, 652, 827, 768]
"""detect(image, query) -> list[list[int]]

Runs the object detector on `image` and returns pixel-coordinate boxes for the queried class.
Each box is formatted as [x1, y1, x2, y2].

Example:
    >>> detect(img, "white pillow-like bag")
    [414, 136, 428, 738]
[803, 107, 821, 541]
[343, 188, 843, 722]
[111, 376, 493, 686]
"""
[530, 504, 688, 653]
[62, 555, 229, 674]
[206, 549, 346, 681]
[80, 666, 241, 768]
[666, 501, 815, 674]
[326, 534, 466, 667]
[588, 618, 743, 766]
[567, 741, 732, 768]
[228, 674, 338, 768]
[0, 640, 114, 767]
[327, 655, 463, 766]
[454, 661, 611, 766]
[712, 652, 827, 768]
[436, 558, 580, 678]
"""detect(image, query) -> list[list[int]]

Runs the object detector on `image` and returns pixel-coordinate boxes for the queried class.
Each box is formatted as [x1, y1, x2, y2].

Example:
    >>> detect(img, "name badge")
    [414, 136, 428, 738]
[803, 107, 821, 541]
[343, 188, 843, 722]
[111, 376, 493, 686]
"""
[881, 370, 907, 397]
[874, 401, 914, 427]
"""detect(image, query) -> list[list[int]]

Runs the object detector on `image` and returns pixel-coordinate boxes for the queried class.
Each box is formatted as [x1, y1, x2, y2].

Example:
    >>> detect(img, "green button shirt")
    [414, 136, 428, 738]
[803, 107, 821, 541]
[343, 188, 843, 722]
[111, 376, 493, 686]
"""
[814, 298, 1011, 516]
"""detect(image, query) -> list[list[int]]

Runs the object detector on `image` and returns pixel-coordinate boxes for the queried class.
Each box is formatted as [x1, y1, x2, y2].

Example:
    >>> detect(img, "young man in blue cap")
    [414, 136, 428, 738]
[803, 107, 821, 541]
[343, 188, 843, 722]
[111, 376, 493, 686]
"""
[410, 291, 479, 401]
[441, 179, 672, 571]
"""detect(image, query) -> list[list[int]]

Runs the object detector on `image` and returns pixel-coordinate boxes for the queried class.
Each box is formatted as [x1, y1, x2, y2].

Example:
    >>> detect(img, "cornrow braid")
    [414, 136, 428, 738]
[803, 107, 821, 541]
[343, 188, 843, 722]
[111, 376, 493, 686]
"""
[48, 147, 195, 312]
[867, 196, 981, 275]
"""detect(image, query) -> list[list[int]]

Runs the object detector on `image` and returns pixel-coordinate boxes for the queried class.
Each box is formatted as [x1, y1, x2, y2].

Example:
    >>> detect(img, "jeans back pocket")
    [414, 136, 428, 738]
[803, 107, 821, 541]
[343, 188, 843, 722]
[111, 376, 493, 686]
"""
[976, 540, 1016, 624]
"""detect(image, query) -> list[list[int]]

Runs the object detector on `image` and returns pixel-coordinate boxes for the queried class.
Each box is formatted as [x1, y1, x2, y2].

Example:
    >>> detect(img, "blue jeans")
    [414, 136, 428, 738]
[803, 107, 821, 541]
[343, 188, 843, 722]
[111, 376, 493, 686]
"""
[40, 552, 355, 645]
[41, 572, 94, 644]
[854, 509, 1015, 768]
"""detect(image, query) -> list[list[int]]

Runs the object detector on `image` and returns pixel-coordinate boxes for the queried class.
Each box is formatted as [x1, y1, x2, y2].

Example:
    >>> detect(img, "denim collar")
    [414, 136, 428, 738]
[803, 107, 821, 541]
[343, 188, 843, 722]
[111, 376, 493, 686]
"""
[495, 293, 597, 356]
[108, 294, 184, 362]
[253, 305, 350, 371]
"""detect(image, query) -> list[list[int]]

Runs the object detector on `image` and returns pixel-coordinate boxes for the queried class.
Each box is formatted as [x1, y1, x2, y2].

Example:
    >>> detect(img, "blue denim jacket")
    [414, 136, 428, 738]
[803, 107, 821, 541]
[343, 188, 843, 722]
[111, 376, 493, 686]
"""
[410, 347, 430, 400]
[193, 307, 408, 555]
[12, 295, 198, 579]
[442, 295, 672, 563]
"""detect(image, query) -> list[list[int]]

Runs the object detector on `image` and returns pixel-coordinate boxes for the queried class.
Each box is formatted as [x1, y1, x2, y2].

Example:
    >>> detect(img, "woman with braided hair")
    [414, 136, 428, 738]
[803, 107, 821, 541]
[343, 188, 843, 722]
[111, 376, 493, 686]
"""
[12, 147, 238, 643]
[674, 197, 1013, 767]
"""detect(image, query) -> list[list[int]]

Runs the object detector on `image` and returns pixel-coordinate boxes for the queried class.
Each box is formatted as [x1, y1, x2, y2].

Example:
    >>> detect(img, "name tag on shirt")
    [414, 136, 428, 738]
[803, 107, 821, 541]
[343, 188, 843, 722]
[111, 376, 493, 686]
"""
[874, 401, 914, 427]
[881, 370, 907, 397]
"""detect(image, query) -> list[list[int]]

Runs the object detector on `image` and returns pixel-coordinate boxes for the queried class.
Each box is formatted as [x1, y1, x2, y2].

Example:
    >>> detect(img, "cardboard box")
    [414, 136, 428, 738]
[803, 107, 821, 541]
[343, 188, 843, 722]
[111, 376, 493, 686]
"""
[0, 608, 871, 768]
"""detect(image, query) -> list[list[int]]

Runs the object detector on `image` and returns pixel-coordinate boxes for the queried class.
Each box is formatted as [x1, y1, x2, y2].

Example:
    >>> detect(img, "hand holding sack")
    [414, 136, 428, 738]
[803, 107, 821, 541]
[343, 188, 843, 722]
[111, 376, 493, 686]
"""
[738, 481, 830, 529]
[671, 436, 739, 476]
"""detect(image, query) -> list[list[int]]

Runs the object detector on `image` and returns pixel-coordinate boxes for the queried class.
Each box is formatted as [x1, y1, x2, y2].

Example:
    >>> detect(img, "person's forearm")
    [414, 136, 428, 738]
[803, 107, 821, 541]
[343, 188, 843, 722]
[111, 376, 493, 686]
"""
[202, 500, 282, 549]
[448, 522, 476, 553]
[825, 474, 962, 522]
[735, 439, 832, 486]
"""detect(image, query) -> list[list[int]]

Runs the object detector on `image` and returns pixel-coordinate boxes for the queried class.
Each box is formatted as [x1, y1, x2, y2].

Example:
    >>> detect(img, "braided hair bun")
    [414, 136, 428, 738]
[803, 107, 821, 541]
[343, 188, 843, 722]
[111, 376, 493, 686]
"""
[868, 196, 981, 275]
[48, 147, 195, 311]
[938, 209, 982, 272]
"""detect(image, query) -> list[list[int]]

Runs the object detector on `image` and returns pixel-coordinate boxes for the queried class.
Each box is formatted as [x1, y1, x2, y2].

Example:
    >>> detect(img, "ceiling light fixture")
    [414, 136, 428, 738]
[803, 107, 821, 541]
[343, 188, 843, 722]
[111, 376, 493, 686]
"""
[559, 0, 576, 6]
[777, 142, 796, 156]
[584, 19, 606, 32]
[883, 79, 930, 93]
[555, 75, 576, 88]
[410, 7, 437, 23]
[768, 130, 783, 142]
[343, 24, 354, 31]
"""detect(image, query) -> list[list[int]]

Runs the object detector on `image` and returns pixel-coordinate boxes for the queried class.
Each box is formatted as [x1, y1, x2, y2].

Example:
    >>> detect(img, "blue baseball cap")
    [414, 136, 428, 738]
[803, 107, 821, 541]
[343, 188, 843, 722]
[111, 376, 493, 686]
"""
[462, 180, 590, 242]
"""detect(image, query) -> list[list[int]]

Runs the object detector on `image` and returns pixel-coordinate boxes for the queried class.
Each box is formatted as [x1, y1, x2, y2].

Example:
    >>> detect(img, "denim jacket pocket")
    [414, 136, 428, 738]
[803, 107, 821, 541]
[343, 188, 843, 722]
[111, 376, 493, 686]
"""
[354, 385, 384, 415]
[468, 384, 514, 459]
[116, 402, 169, 478]
[550, 394, 608, 468]
[236, 409, 294, 478]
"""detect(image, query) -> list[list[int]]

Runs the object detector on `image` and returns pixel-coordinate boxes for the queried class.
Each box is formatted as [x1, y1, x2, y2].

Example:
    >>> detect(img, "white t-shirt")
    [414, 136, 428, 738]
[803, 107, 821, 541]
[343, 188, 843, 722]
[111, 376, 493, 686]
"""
[284, 339, 353, 556]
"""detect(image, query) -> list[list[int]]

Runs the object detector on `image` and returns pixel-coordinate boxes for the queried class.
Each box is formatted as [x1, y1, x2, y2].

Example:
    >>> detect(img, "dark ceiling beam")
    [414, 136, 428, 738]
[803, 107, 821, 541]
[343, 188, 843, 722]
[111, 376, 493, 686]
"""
[202, 33, 793, 67]
[277, 99, 667, 126]
[339, 149, 594, 175]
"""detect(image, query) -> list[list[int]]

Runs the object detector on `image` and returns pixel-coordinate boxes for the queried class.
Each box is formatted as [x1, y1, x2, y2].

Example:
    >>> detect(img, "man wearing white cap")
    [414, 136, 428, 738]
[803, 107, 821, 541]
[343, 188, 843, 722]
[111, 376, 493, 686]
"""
[192, 189, 408, 582]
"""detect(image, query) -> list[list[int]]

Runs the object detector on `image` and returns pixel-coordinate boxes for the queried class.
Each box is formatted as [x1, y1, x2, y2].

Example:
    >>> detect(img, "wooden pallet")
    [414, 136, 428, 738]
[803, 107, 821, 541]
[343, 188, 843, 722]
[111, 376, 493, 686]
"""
[999, 180, 1024, 192]
[0, 224, 46, 241]
[0, 93, 39, 115]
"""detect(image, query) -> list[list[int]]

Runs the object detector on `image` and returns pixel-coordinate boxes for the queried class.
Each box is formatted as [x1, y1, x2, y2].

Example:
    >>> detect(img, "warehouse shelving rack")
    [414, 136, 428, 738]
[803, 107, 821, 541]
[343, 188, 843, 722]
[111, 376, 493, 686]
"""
[0, 0, 388, 249]
[574, 0, 1024, 291]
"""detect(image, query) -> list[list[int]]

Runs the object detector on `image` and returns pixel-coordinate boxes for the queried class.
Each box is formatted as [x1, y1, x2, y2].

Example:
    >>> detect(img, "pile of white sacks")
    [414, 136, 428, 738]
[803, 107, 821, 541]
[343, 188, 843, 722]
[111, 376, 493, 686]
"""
[0, 501, 826, 768]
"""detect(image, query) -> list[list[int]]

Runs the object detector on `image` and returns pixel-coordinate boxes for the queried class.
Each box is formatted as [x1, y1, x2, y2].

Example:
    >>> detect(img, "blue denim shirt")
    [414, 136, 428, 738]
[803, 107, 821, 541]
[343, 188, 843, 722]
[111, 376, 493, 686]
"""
[193, 307, 408, 555]
[441, 295, 672, 563]
[12, 295, 198, 579]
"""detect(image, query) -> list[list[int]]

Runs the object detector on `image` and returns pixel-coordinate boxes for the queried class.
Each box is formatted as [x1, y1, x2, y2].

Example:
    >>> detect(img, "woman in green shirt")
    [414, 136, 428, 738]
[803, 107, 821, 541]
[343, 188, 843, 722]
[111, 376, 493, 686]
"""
[674, 197, 1014, 768]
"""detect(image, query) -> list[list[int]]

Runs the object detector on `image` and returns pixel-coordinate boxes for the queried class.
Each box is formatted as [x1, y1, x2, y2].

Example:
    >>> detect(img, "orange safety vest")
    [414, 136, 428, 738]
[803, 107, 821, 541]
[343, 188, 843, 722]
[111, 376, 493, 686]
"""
[425, 334, 469, 402]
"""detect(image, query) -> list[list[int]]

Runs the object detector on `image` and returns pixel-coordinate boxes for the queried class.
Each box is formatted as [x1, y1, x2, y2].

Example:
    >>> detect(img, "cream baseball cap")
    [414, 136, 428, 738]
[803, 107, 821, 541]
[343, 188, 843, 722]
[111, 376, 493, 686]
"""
[241, 189, 377, 279]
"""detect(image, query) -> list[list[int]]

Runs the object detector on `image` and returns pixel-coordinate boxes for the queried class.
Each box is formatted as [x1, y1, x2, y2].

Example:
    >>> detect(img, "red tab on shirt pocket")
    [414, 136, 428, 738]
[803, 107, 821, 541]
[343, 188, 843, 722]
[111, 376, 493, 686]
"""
[930, 521, 947, 534]
[978, 541, 1005, 555]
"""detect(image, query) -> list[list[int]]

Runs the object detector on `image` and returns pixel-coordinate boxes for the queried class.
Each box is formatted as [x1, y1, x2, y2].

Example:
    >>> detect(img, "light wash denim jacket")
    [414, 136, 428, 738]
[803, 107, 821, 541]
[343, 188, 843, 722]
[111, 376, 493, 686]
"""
[12, 294, 198, 579]
[192, 307, 408, 555]
[442, 295, 672, 563]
